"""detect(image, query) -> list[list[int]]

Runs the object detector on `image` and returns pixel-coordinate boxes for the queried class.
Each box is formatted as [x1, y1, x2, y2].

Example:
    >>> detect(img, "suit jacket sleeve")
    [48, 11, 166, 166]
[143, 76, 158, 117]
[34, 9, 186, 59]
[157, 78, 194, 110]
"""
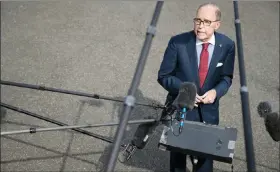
[214, 41, 236, 99]
[157, 37, 182, 95]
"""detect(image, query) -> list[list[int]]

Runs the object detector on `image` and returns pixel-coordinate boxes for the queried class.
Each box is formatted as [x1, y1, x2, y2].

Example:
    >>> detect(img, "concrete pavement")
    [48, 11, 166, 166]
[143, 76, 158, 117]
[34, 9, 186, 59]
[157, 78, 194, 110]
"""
[1, 1, 279, 171]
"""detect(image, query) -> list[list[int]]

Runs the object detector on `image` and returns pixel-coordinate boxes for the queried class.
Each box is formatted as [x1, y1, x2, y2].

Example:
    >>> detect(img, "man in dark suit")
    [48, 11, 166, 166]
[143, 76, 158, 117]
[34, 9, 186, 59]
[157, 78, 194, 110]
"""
[157, 3, 236, 172]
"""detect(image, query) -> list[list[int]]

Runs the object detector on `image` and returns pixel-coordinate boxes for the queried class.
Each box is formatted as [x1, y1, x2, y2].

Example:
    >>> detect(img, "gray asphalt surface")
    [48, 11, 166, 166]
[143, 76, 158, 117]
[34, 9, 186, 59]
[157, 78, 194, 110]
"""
[1, 1, 279, 172]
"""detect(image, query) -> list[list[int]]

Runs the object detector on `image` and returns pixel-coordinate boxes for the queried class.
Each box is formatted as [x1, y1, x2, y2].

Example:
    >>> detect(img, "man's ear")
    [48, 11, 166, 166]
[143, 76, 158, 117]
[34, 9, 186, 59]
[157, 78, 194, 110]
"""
[214, 21, 221, 30]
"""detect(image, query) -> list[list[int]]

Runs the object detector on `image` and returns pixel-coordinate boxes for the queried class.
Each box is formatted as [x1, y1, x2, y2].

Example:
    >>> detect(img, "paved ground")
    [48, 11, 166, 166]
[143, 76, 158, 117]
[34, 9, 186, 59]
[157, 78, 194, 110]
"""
[1, 1, 279, 172]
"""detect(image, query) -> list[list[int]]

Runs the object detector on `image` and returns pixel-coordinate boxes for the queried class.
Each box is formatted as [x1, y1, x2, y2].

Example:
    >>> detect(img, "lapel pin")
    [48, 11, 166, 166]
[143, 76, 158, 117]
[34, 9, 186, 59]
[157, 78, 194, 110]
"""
[219, 44, 222, 47]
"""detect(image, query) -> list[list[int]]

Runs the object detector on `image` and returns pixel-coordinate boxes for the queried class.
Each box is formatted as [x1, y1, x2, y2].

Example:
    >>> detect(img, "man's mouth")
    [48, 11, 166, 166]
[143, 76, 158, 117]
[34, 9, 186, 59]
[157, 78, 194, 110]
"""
[197, 31, 205, 35]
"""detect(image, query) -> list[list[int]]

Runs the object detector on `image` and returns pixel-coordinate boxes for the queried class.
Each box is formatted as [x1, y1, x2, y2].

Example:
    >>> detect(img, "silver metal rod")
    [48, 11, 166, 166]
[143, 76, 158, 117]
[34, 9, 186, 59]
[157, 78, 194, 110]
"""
[1, 119, 157, 136]
[1, 102, 117, 145]
[0, 80, 164, 110]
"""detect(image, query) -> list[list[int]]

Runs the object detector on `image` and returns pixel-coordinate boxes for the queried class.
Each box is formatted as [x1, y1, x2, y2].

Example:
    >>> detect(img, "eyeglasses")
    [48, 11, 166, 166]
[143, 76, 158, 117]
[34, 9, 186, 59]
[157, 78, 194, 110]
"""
[193, 18, 219, 26]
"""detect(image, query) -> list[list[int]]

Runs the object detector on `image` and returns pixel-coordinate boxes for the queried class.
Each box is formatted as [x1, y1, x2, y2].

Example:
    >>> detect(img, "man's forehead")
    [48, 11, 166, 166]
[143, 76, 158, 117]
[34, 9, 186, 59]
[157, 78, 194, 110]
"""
[196, 6, 217, 20]
[196, 8, 216, 20]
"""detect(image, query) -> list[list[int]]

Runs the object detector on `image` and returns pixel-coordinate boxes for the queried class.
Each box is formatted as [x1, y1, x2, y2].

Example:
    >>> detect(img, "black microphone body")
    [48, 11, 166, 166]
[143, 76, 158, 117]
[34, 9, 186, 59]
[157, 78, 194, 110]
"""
[264, 112, 280, 142]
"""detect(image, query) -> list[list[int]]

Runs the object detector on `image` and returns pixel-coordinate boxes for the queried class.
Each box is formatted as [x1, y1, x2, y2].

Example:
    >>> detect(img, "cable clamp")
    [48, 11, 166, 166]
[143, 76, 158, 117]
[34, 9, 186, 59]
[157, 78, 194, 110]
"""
[147, 25, 156, 36]
[125, 95, 136, 107]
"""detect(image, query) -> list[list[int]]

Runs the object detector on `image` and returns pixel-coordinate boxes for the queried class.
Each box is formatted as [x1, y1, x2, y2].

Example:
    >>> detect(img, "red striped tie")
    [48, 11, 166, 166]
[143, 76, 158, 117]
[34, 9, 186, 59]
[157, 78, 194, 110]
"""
[199, 43, 210, 88]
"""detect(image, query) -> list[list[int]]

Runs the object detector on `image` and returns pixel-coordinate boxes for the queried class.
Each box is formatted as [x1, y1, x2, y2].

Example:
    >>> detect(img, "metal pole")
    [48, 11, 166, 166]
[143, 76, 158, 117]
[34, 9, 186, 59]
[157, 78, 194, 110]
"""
[1, 118, 158, 136]
[0, 102, 119, 146]
[104, 1, 164, 171]
[233, 1, 256, 172]
[0, 80, 164, 110]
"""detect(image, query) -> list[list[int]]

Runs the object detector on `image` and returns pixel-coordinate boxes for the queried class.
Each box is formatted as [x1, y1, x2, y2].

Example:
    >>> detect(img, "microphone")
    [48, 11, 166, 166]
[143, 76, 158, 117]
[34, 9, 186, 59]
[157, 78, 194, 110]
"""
[257, 101, 272, 118]
[264, 112, 280, 142]
[118, 82, 196, 162]
[257, 102, 280, 142]
[173, 82, 197, 133]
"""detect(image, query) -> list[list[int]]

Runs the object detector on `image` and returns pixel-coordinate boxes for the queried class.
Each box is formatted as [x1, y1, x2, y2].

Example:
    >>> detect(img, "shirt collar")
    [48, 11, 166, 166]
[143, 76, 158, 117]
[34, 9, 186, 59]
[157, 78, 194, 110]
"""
[196, 33, 215, 46]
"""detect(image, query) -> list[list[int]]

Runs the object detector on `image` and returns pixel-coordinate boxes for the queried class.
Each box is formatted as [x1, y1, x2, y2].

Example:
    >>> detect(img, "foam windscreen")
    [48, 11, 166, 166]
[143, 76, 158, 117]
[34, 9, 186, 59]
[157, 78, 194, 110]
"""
[265, 112, 280, 142]
[257, 101, 272, 118]
[174, 82, 197, 110]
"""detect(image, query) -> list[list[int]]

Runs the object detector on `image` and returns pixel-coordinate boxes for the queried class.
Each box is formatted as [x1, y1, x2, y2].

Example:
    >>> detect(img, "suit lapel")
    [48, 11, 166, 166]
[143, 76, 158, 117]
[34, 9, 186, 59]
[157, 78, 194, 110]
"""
[186, 31, 200, 89]
[203, 33, 223, 89]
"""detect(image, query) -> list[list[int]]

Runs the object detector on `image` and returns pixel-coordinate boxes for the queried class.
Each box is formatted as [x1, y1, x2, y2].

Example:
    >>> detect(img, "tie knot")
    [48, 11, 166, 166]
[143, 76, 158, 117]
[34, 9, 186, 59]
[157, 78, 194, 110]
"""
[202, 43, 210, 49]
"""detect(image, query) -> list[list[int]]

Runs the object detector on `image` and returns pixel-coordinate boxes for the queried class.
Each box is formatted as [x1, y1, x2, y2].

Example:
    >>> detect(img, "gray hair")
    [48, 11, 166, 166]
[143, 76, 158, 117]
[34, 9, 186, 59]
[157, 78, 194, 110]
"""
[197, 2, 221, 21]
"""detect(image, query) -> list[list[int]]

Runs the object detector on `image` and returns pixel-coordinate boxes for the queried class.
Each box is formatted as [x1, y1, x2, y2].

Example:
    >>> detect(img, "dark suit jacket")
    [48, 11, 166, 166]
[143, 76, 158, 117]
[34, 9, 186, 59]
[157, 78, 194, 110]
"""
[157, 30, 235, 125]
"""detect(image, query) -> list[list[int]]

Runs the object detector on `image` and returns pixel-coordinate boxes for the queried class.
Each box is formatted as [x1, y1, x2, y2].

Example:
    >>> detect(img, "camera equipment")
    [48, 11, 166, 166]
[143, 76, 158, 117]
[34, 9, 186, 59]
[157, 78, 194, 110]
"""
[158, 120, 238, 164]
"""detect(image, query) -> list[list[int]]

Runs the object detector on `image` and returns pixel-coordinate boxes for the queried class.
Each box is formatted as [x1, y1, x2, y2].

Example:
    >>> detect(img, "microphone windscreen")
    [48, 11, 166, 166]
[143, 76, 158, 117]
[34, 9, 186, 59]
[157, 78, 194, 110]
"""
[265, 112, 280, 125]
[174, 82, 197, 110]
[257, 101, 272, 118]
[264, 112, 280, 142]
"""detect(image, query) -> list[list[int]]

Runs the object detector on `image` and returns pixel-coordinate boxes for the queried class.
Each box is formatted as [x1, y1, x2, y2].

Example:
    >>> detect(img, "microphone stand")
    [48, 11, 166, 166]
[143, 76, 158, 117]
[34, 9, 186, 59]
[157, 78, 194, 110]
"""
[104, 1, 164, 172]
[233, 1, 256, 172]
[0, 80, 164, 110]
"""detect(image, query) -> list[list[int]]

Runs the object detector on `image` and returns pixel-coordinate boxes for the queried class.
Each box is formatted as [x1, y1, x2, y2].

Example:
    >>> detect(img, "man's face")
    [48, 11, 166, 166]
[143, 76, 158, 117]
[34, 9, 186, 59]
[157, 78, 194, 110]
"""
[194, 6, 220, 41]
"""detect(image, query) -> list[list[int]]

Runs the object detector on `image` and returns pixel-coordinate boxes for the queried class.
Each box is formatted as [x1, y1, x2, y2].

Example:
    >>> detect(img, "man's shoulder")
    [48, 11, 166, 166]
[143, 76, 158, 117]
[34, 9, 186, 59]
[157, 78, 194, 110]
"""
[169, 30, 195, 44]
[215, 32, 235, 45]
[172, 30, 194, 39]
